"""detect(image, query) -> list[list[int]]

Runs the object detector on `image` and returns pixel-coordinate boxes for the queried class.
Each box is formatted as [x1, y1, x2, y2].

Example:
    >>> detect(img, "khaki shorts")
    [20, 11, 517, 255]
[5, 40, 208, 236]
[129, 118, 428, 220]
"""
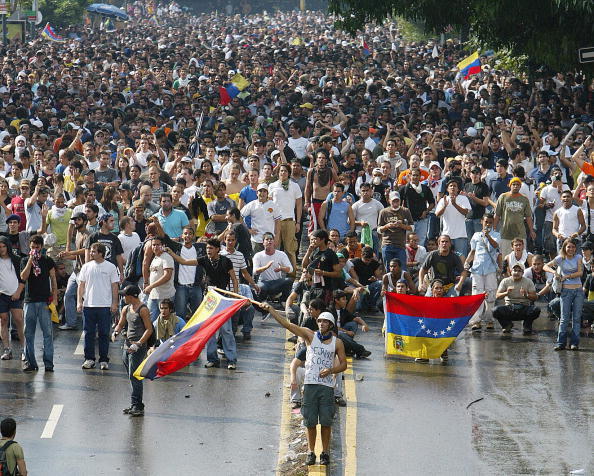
[301, 384, 335, 427]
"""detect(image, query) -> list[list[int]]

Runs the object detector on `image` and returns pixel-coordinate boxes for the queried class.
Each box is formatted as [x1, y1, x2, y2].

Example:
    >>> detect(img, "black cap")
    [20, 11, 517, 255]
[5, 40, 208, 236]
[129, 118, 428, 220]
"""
[120, 284, 141, 297]
[70, 212, 87, 223]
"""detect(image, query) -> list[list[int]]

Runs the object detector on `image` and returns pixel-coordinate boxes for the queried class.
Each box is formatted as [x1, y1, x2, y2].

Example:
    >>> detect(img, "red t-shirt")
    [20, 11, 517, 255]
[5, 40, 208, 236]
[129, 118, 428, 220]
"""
[10, 196, 26, 231]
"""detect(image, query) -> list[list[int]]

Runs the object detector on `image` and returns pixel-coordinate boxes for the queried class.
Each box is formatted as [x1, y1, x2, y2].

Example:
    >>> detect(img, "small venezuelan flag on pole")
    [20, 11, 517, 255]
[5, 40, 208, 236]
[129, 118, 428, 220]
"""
[385, 292, 485, 359]
[41, 23, 66, 43]
[456, 51, 481, 79]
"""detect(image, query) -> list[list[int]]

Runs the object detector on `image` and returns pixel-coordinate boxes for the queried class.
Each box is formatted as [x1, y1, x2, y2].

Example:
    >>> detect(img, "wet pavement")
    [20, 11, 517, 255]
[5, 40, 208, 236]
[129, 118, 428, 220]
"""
[0, 317, 287, 476]
[348, 314, 594, 475]
[2, 308, 594, 475]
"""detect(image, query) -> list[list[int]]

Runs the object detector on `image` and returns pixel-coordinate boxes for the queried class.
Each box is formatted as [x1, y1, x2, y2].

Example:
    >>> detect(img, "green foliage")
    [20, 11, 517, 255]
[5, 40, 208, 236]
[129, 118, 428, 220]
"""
[39, 0, 91, 28]
[397, 17, 431, 43]
[328, 0, 594, 72]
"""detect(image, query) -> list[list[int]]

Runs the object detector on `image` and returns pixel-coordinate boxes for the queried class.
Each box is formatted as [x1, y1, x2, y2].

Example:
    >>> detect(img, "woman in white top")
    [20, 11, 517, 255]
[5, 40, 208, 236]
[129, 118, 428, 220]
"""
[503, 238, 533, 276]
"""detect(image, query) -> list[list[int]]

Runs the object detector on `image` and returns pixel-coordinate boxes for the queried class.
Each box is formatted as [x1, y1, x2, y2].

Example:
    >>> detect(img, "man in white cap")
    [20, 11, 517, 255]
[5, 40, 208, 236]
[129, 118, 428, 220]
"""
[262, 303, 346, 467]
[377, 191, 413, 272]
[240, 183, 281, 253]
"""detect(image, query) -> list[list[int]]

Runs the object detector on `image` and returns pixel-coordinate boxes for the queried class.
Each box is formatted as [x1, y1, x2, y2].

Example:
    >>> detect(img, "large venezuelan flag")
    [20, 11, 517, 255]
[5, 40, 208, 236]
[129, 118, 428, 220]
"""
[134, 289, 248, 380]
[385, 292, 485, 359]
[456, 51, 481, 79]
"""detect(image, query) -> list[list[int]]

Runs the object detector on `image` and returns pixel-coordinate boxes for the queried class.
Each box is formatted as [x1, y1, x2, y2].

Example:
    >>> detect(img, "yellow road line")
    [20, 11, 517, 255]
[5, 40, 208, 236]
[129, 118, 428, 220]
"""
[309, 464, 327, 475]
[344, 357, 357, 476]
[276, 329, 294, 475]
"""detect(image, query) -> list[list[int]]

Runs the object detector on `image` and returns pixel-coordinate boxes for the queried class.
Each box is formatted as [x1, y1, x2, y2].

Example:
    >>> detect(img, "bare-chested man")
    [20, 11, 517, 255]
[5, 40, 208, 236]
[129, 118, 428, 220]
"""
[305, 149, 339, 231]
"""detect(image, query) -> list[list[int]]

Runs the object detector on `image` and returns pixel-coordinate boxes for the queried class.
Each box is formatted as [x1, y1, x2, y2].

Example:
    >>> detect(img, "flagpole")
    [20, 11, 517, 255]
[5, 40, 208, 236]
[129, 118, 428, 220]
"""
[211, 286, 266, 309]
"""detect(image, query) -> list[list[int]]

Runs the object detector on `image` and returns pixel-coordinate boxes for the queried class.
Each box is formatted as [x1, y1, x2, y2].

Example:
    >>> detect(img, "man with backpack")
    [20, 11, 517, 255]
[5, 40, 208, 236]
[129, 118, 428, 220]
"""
[112, 285, 154, 417]
[0, 417, 27, 476]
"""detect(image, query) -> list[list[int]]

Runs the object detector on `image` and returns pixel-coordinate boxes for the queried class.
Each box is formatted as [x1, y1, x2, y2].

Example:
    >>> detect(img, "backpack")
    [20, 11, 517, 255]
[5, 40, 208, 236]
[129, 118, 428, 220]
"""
[123, 241, 146, 284]
[0, 440, 16, 476]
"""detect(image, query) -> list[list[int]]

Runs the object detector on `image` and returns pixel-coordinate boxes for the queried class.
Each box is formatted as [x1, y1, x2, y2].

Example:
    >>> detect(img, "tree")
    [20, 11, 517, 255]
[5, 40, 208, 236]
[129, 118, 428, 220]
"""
[328, 0, 594, 72]
[39, 0, 92, 28]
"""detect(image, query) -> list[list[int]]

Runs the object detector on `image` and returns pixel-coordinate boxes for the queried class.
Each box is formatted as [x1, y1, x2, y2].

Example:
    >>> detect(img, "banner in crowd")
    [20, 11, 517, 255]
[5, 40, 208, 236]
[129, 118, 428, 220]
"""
[134, 289, 248, 380]
[385, 292, 485, 359]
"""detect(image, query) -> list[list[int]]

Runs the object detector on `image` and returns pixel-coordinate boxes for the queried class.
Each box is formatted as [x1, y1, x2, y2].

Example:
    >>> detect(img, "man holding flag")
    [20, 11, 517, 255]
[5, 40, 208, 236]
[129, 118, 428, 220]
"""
[262, 302, 347, 467]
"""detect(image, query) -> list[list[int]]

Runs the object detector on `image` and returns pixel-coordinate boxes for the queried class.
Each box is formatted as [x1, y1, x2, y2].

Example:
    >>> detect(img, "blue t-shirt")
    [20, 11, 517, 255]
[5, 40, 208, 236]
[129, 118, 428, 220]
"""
[156, 208, 189, 239]
[239, 186, 258, 227]
[555, 254, 581, 286]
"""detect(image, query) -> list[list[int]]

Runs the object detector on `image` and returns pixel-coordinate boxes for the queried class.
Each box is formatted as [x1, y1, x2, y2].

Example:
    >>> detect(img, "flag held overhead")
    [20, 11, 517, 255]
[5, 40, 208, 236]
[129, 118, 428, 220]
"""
[456, 51, 481, 79]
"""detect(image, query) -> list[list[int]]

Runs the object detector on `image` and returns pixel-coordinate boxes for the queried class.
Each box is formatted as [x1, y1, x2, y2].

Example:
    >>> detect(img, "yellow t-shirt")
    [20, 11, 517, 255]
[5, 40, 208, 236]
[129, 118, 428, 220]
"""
[0, 438, 24, 475]
[195, 196, 214, 238]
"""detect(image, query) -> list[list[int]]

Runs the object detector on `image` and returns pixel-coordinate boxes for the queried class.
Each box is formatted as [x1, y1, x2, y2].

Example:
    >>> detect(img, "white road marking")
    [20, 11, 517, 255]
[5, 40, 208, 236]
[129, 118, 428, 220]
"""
[40, 404, 64, 439]
[74, 332, 84, 355]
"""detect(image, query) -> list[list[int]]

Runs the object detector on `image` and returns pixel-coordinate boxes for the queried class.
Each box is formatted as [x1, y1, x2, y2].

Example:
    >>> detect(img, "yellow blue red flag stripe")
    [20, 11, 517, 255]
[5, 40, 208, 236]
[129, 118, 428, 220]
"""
[456, 51, 481, 79]
[385, 292, 485, 359]
[134, 289, 248, 380]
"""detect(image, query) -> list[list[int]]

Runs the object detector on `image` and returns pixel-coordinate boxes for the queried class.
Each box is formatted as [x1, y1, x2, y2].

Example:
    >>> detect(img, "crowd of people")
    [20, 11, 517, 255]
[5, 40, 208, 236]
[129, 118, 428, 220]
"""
[0, 0, 593, 467]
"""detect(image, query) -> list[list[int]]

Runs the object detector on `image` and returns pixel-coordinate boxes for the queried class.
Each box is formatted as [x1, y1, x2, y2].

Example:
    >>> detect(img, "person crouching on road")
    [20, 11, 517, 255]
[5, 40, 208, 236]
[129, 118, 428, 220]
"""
[264, 303, 347, 467]
[113, 284, 153, 417]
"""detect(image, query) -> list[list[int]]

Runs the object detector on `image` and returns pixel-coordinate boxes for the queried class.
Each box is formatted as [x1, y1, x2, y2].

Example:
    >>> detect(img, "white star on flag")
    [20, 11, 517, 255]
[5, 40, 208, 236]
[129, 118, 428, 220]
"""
[433, 331, 438, 336]
[450, 320, 456, 326]
[426, 329, 431, 334]
[446, 326, 452, 331]
[418, 319, 423, 324]
[440, 330, 445, 335]
[421, 324, 426, 329]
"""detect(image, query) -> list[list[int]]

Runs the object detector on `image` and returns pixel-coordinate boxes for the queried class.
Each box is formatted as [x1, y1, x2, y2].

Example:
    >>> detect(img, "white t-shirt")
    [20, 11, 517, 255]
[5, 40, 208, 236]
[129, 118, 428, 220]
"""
[0, 257, 18, 296]
[351, 198, 384, 232]
[288, 136, 309, 159]
[148, 253, 175, 299]
[178, 245, 197, 286]
[118, 232, 141, 262]
[540, 184, 569, 222]
[435, 194, 471, 240]
[253, 250, 293, 282]
[554, 205, 582, 238]
[77, 260, 119, 307]
[240, 199, 281, 243]
[268, 180, 303, 220]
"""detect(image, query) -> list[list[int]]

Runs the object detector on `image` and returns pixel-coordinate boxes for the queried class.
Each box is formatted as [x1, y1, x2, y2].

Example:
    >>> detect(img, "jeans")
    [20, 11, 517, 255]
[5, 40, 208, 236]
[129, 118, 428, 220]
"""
[452, 237, 469, 257]
[24, 301, 53, 369]
[427, 212, 440, 242]
[493, 304, 540, 330]
[206, 317, 237, 364]
[381, 245, 407, 272]
[465, 219, 482, 241]
[174, 285, 203, 320]
[83, 307, 111, 362]
[64, 272, 79, 327]
[534, 206, 545, 253]
[356, 281, 381, 311]
[258, 278, 293, 302]
[123, 344, 147, 406]
[414, 217, 430, 247]
[237, 284, 254, 335]
[558, 287, 584, 347]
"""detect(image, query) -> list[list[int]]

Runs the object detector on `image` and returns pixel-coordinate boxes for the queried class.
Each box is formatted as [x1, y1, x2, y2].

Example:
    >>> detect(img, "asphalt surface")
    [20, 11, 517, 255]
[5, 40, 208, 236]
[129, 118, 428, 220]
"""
[348, 313, 594, 475]
[0, 316, 287, 476]
[3, 305, 594, 475]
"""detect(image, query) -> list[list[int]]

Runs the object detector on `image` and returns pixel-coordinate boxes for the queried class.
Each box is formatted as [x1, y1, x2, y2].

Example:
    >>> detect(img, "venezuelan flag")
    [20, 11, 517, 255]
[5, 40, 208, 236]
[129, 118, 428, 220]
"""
[41, 23, 65, 43]
[134, 289, 248, 380]
[385, 292, 484, 359]
[456, 51, 481, 79]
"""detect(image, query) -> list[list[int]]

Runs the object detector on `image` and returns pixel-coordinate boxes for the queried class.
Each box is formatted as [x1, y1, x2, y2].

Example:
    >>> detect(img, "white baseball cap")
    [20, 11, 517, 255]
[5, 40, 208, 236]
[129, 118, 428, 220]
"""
[317, 312, 335, 325]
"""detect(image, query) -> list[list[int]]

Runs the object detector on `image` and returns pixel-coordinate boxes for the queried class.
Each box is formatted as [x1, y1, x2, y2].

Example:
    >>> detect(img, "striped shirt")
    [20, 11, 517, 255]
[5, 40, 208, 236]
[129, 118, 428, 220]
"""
[221, 248, 247, 287]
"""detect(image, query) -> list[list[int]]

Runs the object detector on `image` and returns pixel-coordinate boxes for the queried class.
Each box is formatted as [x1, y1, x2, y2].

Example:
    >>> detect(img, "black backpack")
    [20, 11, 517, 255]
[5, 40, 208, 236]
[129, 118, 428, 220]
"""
[0, 440, 16, 476]
[123, 241, 146, 284]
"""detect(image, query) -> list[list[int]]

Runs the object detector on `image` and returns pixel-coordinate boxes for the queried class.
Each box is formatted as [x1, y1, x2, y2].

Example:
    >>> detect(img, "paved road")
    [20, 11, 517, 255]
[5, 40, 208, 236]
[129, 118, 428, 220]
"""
[348, 315, 594, 475]
[0, 317, 287, 476]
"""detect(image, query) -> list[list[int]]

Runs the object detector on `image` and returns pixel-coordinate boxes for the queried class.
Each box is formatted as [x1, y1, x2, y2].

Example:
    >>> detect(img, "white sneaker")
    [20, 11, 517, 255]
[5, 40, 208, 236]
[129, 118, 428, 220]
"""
[82, 359, 95, 369]
[100, 362, 109, 370]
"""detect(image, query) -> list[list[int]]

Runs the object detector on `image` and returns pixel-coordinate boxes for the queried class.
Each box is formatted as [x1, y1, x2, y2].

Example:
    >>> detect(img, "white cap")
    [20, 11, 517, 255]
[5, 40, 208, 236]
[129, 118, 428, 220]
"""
[429, 161, 442, 170]
[389, 191, 400, 201]
[257, 183, 269, 191]
[317, 312, 335, 325]
[466, 127, 478, 137]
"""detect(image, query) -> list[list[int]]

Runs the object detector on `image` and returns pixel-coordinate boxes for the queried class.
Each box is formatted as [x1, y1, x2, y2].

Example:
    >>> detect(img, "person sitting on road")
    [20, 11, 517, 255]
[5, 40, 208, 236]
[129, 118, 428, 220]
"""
[151, 298, 186, 347]
[328, 290, 371, 360]
[493, 262, 540, 336]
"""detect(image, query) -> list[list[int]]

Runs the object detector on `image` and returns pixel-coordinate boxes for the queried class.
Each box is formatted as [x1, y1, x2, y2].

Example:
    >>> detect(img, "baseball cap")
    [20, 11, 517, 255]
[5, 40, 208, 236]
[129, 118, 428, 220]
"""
[99, 213, 113, 224]
[317, 311, 335, 325]
[299, 102, 314, 110]
[70, 212, 87, 223]
[6, 214, 20, 223]
[120, 284, 141, 297]
[512, 262, 525, 271]
[389, 191, 400, 201]
[257, 183, 268, 191]
[429, 161, 442, 170]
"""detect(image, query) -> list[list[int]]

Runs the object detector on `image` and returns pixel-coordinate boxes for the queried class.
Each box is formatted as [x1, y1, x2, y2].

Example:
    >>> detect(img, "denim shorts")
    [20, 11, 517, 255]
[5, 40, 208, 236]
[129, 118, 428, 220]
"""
[0, 293, 23, 314]
[301, 384, 335, 427]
